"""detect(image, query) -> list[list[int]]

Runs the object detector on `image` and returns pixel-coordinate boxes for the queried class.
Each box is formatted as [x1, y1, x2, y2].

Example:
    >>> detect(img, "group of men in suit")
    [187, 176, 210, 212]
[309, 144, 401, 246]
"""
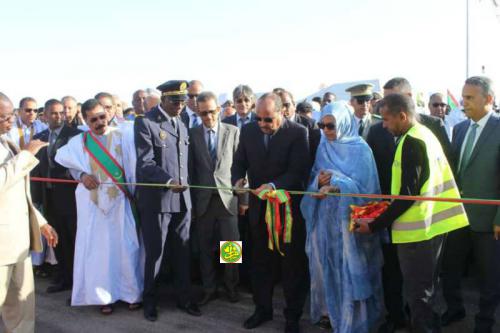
[1, 73, 499, 333]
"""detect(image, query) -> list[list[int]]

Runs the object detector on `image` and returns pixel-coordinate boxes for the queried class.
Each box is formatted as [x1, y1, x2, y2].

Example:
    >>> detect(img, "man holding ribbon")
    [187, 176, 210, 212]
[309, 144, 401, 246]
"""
[55, 98, 143, 314]
[232, 92, 310, 333]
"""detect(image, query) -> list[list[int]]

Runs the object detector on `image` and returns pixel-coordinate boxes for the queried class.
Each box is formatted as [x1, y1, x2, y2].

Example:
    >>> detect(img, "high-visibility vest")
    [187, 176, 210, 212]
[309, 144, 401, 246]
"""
[391, 123, 469, 243]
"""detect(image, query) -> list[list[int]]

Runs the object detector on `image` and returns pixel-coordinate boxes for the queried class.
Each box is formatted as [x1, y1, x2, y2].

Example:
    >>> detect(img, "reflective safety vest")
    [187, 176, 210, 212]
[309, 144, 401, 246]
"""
[391, 123, 469, 243]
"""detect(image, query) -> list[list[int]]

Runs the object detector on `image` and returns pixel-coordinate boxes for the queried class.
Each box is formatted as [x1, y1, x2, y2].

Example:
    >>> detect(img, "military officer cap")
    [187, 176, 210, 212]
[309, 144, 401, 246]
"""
[372, 91, 383, 100]
[156, 80, 189, 101]
[345, 83, 374, 98]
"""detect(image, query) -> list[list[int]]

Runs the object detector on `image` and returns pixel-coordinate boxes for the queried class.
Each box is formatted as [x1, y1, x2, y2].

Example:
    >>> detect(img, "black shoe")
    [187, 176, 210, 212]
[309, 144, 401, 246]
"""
[441, 309, 466, 327]
[315, 316, 331, 330]
[243, 311, 273, 329]
[226, 289, 240, 303]
[66, 297, 72, 307]
[177, 302, 202, 316]
[285, 320, 300, 333]
[378, 321, 396, 333]
[198, 292, 218, 306]
[46, 283, 71, 294]
[143, 304, 158, 322]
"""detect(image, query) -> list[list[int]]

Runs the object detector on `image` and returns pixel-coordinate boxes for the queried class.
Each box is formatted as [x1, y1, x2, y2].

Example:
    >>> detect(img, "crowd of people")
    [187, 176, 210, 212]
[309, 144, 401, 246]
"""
[0, 75, 499, 333]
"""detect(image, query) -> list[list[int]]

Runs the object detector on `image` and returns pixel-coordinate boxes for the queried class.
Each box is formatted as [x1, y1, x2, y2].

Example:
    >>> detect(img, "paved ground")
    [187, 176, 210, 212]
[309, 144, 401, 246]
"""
[1, 276, 499, 332]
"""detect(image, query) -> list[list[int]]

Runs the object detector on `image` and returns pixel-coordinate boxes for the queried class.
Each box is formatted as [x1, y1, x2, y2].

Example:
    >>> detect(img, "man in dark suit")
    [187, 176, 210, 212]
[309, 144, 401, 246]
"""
[441, 76, 500, 333]
[276, 90, 320, 163]
[222, 84, 256, 129]
[180, 80, 203, 129]
[232, 92, 310, 333]
[366, 77, 453, 333]
[31, 99, 81, 294]
[135, 80, 201, 321]
[189, 92, 240, 305]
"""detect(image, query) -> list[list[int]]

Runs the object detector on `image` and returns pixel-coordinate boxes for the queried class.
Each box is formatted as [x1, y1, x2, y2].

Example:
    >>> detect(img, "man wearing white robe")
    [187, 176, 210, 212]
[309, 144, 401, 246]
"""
[55, 98, 143, 309]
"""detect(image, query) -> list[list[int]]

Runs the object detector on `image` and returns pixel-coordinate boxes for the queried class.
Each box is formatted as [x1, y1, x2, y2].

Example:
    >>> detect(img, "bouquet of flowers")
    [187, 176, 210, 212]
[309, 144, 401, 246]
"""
[349, 201, 390, 232]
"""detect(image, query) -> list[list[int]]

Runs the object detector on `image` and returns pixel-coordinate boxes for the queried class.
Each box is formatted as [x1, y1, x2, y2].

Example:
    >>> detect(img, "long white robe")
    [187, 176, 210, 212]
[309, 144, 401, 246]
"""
[55, 126, 143, 306]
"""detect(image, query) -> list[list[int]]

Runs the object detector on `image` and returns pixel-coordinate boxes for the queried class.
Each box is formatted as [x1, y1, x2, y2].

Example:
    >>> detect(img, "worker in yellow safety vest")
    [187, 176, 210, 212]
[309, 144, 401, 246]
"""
[354, 93, 468, 333]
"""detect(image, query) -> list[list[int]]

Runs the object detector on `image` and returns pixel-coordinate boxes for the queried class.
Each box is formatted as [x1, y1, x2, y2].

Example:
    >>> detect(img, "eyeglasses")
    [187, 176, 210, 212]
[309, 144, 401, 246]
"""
[101, 105, 113, 110]
[432, 103, 447, 108]
[256, 116, 274, 123]
[23, 108, 37, 113]
[0, 113, 14, 123]
[318, 122, 336, 130]
[188, 94, 199, 99]
[199, 110, 217, 117]
[282, 102, 292, 109]
[236, 98, 251, 104]
[354, 96, 371, 104]
[88, 113, 107, 124]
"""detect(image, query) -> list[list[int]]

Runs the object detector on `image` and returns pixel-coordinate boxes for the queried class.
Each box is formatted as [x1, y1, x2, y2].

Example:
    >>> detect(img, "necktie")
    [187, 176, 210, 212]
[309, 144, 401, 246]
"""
[208, 129, 216, 162]
[48, 131, 57, 168]
[192, 114, 200, 128]
[238, 117, 247, 129]
[263, 134, 270, 150]
[358, 119, 365, 136]
[459, 123, 479, 176]
[171, 118, 177, 132]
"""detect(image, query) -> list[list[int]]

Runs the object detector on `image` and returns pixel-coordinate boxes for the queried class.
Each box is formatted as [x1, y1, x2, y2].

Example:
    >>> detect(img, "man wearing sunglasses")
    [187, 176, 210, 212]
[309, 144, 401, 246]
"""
[232, 92, 310, 333]
[135, 80, 201, 321]
[428, 92, 464, 140]
[7, 97, 47, 149]
[180, 80, 203, 129]
[346, 83, 381, 140]
[188, 91, 241, 306]
[55, 98, 142, 314]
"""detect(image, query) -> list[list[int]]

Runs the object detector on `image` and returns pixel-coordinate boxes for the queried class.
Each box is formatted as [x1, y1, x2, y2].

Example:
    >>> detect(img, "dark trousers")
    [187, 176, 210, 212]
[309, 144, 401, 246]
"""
[397, 234, 445, 333]
[46, 190, 77, 287]
[238, 210, 252, 290]
[250, 209, 309, 322]
[442, 227, 500, 332]
[197, 194, 239, 293]
[381, 242, 406, 325]
[142, 210, 192, 307]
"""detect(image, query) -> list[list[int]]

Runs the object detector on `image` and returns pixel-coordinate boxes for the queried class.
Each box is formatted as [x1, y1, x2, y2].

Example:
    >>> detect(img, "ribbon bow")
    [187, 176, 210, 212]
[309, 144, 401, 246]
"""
[256, 189, 293, 256]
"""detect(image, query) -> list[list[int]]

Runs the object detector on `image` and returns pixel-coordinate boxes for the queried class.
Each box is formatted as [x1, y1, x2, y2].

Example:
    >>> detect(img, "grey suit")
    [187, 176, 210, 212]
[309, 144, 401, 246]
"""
[358, 114, 381, 140]
[189, 123, 240, 293]
[442, 112, 500, 332]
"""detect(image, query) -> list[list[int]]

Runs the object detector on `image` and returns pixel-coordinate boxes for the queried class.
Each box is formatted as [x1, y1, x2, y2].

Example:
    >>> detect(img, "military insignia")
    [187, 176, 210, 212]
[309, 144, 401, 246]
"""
[180, 82, 187, 91]
[159, 130, 167, 140]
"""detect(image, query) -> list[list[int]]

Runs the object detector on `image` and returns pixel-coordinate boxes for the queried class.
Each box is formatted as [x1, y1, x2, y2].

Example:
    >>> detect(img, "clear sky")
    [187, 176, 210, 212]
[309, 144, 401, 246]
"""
[1, 0, 499, 107]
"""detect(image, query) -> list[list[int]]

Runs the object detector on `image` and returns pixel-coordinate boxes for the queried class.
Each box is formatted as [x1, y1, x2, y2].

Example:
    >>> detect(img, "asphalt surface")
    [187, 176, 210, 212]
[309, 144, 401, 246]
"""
[1, 275, 499, 332]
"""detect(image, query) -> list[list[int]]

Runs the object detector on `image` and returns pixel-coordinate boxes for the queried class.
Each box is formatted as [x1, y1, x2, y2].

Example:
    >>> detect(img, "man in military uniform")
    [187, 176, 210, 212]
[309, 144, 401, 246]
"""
[346, 83, 381, 140]
[135, 80, 201, 321]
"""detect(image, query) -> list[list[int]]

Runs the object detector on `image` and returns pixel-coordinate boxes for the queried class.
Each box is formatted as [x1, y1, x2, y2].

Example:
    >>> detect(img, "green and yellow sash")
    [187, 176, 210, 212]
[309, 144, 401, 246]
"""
[256, 189, 293, 256]
[83, 131, 138, 224]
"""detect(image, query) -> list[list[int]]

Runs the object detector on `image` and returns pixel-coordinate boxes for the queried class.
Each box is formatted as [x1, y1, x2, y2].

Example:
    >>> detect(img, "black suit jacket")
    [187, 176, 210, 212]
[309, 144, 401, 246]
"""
[366, 114, 452, 195]
[222, 112, 256, 127]
[231, 120, 310, 224]
[31, 125, 82, 215]
[293, 114, 321, 163]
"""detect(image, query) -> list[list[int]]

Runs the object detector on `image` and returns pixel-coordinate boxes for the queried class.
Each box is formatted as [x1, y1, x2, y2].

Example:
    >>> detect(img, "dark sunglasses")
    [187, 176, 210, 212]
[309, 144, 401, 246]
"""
[236, 98, 251, 104]
[188, 94, 199, 99]
[256, 116, 274, 123]
[23, 108, 37, 113]
[318, 122, 336, 130]
[432, 103, 447, 108]
[282, 102, 292, 108]
[88, 114, 107, 124]
[354, 96, 371, 104]
[199, 109, 217, 117]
